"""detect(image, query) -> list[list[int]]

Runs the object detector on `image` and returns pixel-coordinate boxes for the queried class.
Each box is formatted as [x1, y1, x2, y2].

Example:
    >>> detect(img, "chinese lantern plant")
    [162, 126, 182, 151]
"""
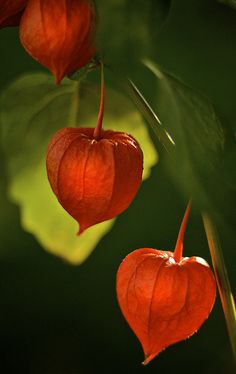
[1, 0, 97, 84]
[19, 0, 96, 84]
[1, 0, 235, 367]
[46, 64, 144, 234]
[116, 202, 216, 364]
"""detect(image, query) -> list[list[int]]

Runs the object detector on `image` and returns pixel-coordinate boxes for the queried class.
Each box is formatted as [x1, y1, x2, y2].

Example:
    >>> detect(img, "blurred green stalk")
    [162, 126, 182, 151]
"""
[127, 79, 175, 153]
[202, 213, 236, 361]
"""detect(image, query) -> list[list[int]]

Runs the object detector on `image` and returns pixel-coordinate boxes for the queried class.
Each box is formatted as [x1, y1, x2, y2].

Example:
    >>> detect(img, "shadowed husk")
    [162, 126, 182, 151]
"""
[0, 0, 27, 28]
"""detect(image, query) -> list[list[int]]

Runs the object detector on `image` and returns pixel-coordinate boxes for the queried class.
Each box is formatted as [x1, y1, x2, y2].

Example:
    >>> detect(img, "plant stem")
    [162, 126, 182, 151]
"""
[202, 213, 236, 361]
[127, 79, 175, 153]
[93, 62, 105, 139]
[173, 201, 192, 262]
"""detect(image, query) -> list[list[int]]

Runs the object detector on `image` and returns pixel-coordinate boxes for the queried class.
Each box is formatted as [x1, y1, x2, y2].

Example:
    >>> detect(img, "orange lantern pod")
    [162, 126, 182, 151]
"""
[46, 65, 143, 233]
[19, 0, 96, 84]
[116, 203, 216, 364]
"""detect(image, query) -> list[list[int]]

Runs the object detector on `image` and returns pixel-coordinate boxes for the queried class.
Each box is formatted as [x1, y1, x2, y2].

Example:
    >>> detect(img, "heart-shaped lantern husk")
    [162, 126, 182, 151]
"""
[19, 0, 96, 84]
[116, 203, 216, 364]
[46, 64, 144, 234]
[0, 0, 27, 28]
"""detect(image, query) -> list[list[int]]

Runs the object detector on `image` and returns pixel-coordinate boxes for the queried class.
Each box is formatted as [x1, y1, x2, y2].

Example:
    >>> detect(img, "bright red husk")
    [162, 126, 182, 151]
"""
[0, 0, 27, 28]
[46, 127, 143, 234]
[116, 204, 216, 364]
[19, 0, 96, 84]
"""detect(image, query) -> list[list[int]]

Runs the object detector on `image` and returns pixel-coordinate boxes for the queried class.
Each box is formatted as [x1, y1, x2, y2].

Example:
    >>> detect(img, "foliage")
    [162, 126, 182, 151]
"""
[0, 73, 157, 264]
[0, 0, 236, 372]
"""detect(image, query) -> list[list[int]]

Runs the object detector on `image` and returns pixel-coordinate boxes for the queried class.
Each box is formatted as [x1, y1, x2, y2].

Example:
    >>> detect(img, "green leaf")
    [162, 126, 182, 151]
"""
[0, 73, 157, 265]
[96, 0, 172, 78]
[217, 0, 236, 10]
[67, 57, 100, 82]
[143, 60, 225, 210]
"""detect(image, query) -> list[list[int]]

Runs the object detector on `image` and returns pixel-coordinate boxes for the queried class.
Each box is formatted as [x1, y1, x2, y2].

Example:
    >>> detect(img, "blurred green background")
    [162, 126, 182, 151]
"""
[0, 0, 235, 373]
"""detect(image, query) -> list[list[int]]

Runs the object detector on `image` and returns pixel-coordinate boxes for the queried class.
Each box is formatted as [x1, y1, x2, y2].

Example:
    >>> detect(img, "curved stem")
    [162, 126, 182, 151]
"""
[173, 201, 192, 262]
[93, 62, 105, 139]
[202, 213, 236, 362]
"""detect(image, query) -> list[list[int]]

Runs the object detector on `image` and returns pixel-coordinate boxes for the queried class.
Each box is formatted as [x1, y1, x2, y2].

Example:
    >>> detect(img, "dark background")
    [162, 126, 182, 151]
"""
[0, 0, 235, 373]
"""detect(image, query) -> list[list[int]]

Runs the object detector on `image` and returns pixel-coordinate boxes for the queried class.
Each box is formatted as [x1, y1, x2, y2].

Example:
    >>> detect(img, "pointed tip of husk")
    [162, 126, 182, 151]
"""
[142, 349, 162, 365]
[52, 69, 65, 85]
[142, 356, 152, 366]
[76, 222, 89, 236]
[55, 74, 63, 86]
[76, 227, 84, 236]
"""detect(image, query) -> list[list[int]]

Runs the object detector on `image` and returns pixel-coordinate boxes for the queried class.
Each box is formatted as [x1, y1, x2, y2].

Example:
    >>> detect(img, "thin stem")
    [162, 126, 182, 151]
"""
[127, 79, 175, 153]
[202, 213, 236, 362]
[173, 201, 192, 262]
[93, 62, 105, 139]
[105, 62, 175, 152]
